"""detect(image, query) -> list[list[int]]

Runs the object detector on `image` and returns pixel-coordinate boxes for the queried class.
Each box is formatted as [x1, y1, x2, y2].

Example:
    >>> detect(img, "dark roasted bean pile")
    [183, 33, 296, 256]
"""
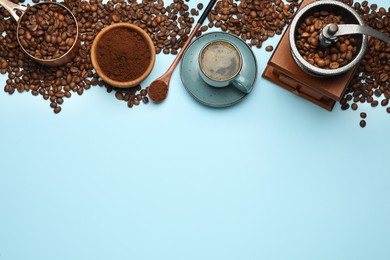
[65, 0, 200, 56]
[0, 0, 298, 113]
[18, 3, 77, 60]
[339, 0, 390, 128]
[3, 0, 387, 120]
[0, 0, 300, 113]
[203, 0, 300, 48]
[0, 0, 204, 113]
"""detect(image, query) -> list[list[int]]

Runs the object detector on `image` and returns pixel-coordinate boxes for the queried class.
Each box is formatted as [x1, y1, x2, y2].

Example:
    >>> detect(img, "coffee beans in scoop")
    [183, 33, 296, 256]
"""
[18, 3, 77, 60]
[296, 11, 358, 69]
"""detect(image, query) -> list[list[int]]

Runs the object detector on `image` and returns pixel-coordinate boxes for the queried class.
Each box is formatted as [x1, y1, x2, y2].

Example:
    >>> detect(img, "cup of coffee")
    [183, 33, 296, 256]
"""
[198, 40, 251, 93]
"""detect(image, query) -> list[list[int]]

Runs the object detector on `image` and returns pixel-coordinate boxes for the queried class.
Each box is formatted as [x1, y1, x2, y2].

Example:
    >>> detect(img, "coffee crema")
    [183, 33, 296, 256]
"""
[200, 41, 241, 81]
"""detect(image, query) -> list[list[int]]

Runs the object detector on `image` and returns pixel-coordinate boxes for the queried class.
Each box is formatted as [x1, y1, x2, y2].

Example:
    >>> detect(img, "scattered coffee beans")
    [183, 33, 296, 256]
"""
[110, 84, 149, 107]
[296, 11, 358, 69]
[204, 0, 299, 48]
[339, 0, 390, 128]
[18, 3, 77, 60]
[1, 0, 300, 114]
[1, 0, 203, 113]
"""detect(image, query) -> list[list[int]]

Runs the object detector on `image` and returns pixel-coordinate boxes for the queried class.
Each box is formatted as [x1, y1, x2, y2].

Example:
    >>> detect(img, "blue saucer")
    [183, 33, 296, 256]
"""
[180, 32, 258, 107]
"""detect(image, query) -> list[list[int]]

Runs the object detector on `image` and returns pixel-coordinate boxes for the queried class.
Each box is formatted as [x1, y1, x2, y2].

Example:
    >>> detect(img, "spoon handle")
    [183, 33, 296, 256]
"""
[164, 0, 217, 77]
[198, 0, 217, 24]
[165, 23, 201, 77]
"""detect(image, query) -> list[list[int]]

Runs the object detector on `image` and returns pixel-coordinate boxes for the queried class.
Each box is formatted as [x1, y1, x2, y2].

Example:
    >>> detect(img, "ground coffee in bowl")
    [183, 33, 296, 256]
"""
[91, 23, 155, 88]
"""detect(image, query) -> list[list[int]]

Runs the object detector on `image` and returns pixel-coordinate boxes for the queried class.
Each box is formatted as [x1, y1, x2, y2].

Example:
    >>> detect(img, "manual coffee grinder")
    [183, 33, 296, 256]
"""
[263, 0, 390, 111]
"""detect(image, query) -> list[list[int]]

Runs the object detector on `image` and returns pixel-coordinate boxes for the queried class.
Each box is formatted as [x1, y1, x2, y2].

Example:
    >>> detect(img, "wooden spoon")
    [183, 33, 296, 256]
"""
[148, 0, 217, 103]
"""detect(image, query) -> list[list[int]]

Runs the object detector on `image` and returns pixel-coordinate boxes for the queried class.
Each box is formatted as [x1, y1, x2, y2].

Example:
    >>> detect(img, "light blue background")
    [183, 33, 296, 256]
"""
[1, 1, 389, 259]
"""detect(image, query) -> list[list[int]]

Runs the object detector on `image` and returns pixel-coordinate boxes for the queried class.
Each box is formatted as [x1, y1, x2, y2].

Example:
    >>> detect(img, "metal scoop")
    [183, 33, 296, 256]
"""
[320, 23, 390, 47]
[0, 0, 80, 67]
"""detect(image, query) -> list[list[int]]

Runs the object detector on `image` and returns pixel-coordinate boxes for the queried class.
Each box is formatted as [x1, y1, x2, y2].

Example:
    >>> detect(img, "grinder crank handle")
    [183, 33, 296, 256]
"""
[323, 24, 390, 44]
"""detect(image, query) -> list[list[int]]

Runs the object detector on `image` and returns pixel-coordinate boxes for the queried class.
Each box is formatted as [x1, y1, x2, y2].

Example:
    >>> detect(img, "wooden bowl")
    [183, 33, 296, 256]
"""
[91, 23, 156, 88]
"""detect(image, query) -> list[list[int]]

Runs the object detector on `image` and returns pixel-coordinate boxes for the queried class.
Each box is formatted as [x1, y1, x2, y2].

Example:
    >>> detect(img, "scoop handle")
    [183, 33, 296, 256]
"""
[0, 0, 27, 22]
[327, 24, 390, 44]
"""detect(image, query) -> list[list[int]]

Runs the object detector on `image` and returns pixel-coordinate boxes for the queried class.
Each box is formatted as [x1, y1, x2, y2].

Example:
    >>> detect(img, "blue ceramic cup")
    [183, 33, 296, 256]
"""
[198, 40, 251, 93]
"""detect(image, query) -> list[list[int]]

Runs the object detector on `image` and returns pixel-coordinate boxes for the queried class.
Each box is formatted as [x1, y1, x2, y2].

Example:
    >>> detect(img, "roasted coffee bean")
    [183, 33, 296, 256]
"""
[190, 8, 199, 16]
[316, 59, 326, 68]
[329, 62, 340, 69]
[53, 107, 62, 114]
[359, 120, 366, 128]
[387, 107, 390, 114]
[50, 102, 57, 108]
[341, 104, 350, 110]
[115, 91, 124, 101]
[351, 103, 358, 110]
[360, 112, 367, 119]
[265, 45, 274, 52]
[380, 73, 389, 82]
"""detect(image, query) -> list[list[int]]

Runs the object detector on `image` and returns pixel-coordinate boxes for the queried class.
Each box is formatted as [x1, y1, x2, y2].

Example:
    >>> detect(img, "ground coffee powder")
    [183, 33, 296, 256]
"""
[95, 27, 151, 82]
[148, 80, 168, 103]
